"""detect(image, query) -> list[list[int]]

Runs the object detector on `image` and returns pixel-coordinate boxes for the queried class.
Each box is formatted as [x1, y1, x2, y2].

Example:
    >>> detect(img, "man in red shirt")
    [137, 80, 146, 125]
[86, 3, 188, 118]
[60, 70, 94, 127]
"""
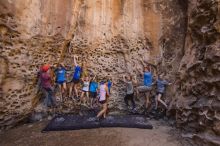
[40, 65, 57, 107]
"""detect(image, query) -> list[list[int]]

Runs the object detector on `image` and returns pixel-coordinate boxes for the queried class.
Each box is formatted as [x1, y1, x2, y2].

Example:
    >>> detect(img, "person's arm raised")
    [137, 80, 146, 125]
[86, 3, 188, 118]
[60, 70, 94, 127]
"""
[133, 75, 138, 85]
[92, 75, 97, 81]
[73, 55, 78, 66]
[122, 75, 126, 83]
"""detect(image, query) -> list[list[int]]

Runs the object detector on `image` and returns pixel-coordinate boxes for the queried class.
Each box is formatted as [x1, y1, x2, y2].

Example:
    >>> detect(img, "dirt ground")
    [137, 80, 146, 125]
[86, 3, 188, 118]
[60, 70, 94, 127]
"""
[0, 120, 193, 146]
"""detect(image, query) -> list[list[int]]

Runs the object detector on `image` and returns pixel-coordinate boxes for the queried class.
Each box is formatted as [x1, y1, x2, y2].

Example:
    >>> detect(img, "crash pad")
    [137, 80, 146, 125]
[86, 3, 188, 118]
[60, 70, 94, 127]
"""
[42, 114, 153, 132]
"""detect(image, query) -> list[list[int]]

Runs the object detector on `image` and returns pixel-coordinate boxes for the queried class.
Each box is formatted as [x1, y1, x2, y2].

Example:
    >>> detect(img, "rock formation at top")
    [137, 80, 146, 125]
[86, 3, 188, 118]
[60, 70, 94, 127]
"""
[0, 0, 219, 145]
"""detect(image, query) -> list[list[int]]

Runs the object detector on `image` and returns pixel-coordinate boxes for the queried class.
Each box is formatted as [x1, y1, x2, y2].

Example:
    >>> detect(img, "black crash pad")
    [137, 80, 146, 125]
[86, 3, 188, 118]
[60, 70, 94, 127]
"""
[42, 114, 153, 132]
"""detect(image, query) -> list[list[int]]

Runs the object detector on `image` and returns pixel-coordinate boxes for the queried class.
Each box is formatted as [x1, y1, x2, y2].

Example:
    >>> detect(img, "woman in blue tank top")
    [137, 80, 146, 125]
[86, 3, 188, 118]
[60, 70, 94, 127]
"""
[55, 63, 67, 101]
[89, 75, 98, 108]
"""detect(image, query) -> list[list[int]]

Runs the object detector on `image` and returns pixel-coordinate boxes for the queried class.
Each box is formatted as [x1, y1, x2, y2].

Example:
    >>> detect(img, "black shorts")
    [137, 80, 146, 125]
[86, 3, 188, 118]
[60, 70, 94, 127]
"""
[125, 93, 134, 99]
[72, 78, 80, 84]
[56, 80, 66, 85]
[99, 100, 106, 104]
[90, 92, 97, 98]
[157, 92, 164, 96]
[82, 90, 89, 92]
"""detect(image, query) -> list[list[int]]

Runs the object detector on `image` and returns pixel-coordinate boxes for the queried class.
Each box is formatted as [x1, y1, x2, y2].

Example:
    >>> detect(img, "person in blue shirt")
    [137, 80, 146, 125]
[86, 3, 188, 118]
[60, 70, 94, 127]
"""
[137, 66, 153, 110]
[69, 55, 82, 99]
[155, 74, 171, 110]
[55, 63, 67, 101]
[107, 77, 113, 94]
[89, 75, 98, 108]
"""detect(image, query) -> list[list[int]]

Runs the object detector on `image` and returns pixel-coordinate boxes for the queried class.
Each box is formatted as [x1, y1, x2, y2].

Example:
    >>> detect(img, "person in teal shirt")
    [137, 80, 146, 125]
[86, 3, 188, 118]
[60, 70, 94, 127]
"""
[89, 75, 98, 108]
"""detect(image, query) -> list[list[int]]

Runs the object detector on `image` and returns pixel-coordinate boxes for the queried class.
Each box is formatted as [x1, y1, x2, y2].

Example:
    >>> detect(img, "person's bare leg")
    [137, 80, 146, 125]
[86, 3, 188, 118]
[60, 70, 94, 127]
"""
[103, 104, 108, 118]
[92, 98, 96, 107]
[63, 82, 67, 94]
[90, 98, 93, 108]
[58, 84, 63, 102]
[157, 94, 168, 109]
[155, 95, 159, 110]
[69, 83, 73, 98]
[62, 83, 67, 100]
[80, 92, 85, 104]
[97, 106, 104, 118]
[145, 92, 150, 109]
[86, 92, 89, 105]
[74, 84, 78, 97]
[97, 103, 107, 118]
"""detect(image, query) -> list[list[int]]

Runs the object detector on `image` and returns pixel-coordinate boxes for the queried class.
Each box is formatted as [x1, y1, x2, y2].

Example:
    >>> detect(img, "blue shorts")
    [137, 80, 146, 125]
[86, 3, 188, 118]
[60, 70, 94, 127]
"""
[56, 80, 66, 85]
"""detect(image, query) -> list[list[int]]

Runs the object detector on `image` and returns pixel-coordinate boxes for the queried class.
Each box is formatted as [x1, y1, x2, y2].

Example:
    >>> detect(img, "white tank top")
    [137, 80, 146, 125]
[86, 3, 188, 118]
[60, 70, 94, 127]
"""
[82, 81, 89, 91]
[99, 84, 106, 101]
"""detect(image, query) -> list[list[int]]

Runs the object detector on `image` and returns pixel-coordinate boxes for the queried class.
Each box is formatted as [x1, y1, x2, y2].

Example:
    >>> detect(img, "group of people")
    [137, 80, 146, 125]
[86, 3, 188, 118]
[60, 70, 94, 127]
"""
[38, 55, 171, 119]
[123, 66, 171, 113]
[38, 55, 112, 119]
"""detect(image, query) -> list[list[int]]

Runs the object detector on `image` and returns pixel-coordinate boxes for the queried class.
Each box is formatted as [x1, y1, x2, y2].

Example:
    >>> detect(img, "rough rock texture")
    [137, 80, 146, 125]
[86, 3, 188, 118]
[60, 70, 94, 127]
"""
[0, 0, 187, 129]
[0, 1, 220, 145]
[169, 1, 220, 146]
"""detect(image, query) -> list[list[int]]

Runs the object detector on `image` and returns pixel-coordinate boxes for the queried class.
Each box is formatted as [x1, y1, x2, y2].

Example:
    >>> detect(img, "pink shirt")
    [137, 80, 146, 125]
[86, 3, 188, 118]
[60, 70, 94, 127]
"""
[99, 84, 106, 101]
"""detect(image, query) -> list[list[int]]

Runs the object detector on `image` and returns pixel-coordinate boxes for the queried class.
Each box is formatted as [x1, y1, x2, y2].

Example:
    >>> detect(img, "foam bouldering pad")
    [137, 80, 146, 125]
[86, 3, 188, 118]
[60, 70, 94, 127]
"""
[42, 114, 153, 132]
[100, 115, 152, 129]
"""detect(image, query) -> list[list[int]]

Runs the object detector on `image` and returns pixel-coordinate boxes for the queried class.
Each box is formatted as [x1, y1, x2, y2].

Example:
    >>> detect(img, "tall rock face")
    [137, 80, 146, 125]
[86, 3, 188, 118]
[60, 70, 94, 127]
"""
[0, 1, 219, 145]
[171, 1, 220, 145]
[0, 0, 187, 129]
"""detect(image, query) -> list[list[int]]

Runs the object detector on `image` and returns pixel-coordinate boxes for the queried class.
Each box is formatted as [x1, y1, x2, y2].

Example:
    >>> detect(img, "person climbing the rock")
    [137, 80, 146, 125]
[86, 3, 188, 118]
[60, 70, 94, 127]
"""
[54, 63, 67, 101]
[40, 64, 57, 107]
[69, 55, 82, 99]
[107, 77, 113, 94]
[80, 76, 90, 106]
[89, 75, 98, 108]
[123, 75, 137, 111]
[97, 80, 109, 119]
[136, 66, 153, 112]
[155, 74, 171, 110]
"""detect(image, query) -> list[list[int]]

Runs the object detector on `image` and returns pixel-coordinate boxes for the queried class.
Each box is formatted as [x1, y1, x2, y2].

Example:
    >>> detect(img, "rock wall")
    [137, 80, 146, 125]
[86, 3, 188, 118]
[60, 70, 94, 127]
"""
[1, 1, 220, 145]
[170, 1, 220, 146]
[0, 0, 188, 129]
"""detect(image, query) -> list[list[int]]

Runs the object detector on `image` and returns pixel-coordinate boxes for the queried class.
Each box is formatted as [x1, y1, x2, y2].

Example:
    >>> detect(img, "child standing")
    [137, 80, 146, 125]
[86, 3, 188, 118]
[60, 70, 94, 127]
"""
[123, 75, 137, 110]
[155, 74, 171, 110]
[80, 76, 90, 106]
[89, 75, 98, 108]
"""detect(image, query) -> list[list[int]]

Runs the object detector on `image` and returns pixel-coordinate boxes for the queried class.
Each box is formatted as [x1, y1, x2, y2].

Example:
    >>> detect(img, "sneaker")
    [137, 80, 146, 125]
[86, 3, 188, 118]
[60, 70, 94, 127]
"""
[132, 107, 137, 112]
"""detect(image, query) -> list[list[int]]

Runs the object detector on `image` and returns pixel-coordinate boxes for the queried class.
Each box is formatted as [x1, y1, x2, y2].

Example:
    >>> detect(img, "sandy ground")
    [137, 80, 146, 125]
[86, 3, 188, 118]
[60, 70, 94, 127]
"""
[0, 120, 193, 146]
